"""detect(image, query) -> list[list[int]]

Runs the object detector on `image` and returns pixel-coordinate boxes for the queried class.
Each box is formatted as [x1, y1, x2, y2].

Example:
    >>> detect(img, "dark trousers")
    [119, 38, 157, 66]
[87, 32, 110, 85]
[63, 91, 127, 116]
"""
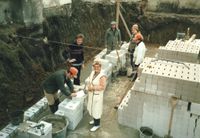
[73, 65, 82, 85]
[94, 118, 100, 126]
[130, 53, 134, 71]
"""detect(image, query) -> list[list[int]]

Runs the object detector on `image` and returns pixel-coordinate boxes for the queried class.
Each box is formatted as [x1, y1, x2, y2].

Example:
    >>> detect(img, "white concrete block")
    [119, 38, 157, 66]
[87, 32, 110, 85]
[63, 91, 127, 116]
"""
[28, 121, 52, 138]
[190, 103, 200, 115]
[24, 110, 35, 121]
[0, 131, 9, 138]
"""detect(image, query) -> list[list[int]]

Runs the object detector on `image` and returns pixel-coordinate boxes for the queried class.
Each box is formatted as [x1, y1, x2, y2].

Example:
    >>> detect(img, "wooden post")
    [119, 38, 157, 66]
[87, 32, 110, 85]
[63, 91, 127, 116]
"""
[116, 0, 120, 28]
[119, 9, 131, 38]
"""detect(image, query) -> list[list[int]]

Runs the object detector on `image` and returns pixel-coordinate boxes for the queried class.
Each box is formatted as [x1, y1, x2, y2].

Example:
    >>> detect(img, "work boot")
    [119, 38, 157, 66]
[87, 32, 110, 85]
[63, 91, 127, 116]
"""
[49, 104, 57, 113]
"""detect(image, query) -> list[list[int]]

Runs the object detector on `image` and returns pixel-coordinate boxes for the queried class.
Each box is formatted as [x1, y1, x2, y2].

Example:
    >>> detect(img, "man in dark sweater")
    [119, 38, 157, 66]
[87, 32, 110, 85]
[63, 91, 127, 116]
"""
[42, 67, 78, 113]
[69, 34, 85, 85]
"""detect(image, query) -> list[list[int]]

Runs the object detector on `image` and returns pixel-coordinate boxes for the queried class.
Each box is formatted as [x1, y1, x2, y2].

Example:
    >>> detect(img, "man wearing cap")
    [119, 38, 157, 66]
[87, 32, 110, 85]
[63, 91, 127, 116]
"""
[133, 33, 146, 78]
[42, 67, 78, 113]
[105, 21, 121, 54]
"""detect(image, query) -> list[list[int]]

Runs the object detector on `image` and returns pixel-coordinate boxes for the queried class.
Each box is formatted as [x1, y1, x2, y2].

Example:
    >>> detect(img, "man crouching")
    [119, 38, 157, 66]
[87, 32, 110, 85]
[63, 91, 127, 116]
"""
[42, 67, 78, 113]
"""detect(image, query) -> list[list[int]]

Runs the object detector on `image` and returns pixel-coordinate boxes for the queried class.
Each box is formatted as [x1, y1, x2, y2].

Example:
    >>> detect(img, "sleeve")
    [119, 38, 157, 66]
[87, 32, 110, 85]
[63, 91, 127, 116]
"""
[66, 79, 74, 92]
[68, 45, 72, 59]
[81, 49, 84, 64]
[135, 45, 145, 65]
[56, 77, 71, 96]
[93, 76, 107, 91]
[62, 49, 70, 60]
[118, 29, 122, 45]
[105, 29, 108, 46]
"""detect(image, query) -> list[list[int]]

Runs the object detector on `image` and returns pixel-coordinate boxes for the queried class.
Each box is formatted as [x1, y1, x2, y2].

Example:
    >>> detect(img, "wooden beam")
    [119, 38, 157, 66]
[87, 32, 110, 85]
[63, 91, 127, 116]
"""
[119, 9, 131, 38]
[116, 0, 120, 28]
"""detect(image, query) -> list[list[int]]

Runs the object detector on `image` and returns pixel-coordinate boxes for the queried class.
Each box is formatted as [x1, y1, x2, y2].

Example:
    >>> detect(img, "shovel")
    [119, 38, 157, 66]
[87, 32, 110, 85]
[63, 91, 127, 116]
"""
[164, 96, 178, 138]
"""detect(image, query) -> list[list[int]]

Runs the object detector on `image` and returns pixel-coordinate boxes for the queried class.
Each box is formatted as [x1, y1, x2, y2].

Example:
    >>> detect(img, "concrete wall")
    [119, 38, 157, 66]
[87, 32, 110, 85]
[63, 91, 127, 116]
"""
[22, 0, 44, 26]
[118, 90, 200, 138]
[0, 1, 11, 24]
[82, 0, 200, 13]
[42, 0, 72, 8]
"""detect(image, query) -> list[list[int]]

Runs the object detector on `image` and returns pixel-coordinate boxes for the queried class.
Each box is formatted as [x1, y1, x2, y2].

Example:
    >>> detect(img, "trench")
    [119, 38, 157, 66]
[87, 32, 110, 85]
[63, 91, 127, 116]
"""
[1, 1, 200, 128]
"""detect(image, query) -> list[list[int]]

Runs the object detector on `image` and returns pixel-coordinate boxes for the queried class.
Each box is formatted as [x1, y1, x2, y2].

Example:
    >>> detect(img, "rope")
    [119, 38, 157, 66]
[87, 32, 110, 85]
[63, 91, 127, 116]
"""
[13, 34, 105, 51]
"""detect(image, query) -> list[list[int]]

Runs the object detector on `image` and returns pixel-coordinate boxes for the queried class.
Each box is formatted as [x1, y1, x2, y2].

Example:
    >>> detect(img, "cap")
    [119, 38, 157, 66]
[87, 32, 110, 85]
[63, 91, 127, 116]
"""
[134, 33, 143, 41]
[111, 21, 117, 25]
[69, 67, 78, 78]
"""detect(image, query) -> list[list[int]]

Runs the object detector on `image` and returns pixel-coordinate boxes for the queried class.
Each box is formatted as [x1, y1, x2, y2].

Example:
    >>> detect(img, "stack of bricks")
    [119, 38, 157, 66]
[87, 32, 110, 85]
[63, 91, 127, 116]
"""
[135, 57, 200, 103]
[158, 40, 200, 63]
[24, 97, 48, 121]
[105, 50, 126, 68]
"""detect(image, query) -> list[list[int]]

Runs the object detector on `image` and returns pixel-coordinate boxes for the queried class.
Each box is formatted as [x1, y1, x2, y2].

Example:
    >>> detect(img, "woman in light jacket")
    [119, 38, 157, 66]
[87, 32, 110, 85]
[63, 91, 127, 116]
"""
[87, 60, 107, 132]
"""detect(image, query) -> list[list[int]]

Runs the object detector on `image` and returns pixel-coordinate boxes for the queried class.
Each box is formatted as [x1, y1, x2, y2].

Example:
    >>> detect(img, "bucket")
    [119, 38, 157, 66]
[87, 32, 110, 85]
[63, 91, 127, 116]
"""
[40, 114, 69, 138]
[9, 110, 24, 125]
[119, 68, 127, 76]
[139, 126, 153, 138]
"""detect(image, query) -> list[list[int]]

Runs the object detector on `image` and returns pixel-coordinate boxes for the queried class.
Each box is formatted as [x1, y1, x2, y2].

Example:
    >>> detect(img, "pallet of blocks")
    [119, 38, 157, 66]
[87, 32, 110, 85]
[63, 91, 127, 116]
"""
[136, 57, 200, 103]
[158, 40, 200, 63]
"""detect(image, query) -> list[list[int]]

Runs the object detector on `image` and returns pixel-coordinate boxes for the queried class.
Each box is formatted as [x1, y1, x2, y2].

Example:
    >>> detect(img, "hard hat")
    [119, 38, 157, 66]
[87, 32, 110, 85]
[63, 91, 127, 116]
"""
[134, 33, 143, 41]
[69, 67, 78, 78]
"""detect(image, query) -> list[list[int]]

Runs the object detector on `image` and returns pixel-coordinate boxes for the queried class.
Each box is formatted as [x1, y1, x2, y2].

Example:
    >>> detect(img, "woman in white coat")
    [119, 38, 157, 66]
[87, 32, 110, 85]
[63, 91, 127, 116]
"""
[87, 60, 107, 132]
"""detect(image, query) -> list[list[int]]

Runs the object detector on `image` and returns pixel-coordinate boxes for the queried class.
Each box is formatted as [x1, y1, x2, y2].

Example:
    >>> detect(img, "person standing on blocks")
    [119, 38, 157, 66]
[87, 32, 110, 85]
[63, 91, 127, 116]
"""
[87, 61, 107, 132]
[42, 67, 78, 113]
[105, 21, 121, 54]
[69, 34, 85, 85]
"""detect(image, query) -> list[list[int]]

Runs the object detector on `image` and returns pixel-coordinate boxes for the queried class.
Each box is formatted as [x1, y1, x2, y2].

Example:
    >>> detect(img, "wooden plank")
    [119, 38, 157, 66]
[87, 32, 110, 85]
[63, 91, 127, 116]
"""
[119, 9, 131, 38]
[116, 0, 120, 28]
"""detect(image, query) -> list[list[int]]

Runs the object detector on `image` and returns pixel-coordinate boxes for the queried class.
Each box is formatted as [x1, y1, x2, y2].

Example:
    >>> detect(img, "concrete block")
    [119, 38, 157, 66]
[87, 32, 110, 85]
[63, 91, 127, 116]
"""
[0, 131, 9, 138]
[1, 123, 18, 138]
[35, 100, 48, 110]
[190, 103, 200, 115]
[24, 110, 35, 121]
[27, 121, 52, 138]
[54, 110, 65, 117]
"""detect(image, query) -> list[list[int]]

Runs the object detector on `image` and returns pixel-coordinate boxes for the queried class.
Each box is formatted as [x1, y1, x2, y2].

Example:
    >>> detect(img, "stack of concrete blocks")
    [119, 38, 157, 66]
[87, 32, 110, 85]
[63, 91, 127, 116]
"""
[16, 121, 52, 138]
[0, 131, 9, 138]
[94, 48, 107, 59]
[0, 123, 18, 138]
[158, 40, 200, 63]
[118, 90, 200, 138]
[24, 97, 48, 121]
[118, 57, 200, 138]
[134, 57, 200, 103]
[120, 42, 129, 53]
[58, 99, 83, 130]
[105, 50, 126, 70]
